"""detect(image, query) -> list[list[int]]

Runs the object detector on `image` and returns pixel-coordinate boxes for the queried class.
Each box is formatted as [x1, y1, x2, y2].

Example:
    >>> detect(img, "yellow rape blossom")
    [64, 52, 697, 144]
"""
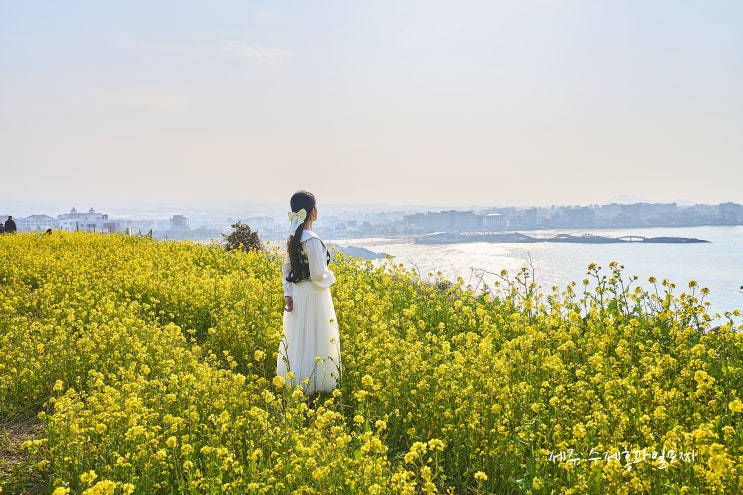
[1, 233, 741, 494]
[79, 470, 98, 485]
[81, 480, 116, 495]
[729, 398, 743, 413]
[272, 375, 286, 389]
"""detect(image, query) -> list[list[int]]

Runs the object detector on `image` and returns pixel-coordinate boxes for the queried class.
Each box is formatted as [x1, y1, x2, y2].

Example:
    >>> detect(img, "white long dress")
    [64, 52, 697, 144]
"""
[277, 230, 341, 394]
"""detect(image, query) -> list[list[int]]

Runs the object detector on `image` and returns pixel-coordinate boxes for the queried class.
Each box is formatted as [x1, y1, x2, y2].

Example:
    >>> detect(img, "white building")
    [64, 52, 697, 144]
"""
[19, 214, 58, 232]
[403, 210, 482, 233]
[131, 220, 156, 235]
[170, 215, 189, 230]
[57, 207, 132, 233]
[483, 213, 506, 231]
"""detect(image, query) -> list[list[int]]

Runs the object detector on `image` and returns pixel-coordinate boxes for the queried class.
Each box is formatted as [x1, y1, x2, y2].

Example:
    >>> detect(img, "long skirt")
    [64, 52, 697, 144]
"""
[277, 281, 341, 394]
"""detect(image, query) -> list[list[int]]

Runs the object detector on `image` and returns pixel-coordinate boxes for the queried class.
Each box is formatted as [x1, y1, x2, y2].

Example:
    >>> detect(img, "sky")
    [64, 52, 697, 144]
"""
[1, 1, 742, 216]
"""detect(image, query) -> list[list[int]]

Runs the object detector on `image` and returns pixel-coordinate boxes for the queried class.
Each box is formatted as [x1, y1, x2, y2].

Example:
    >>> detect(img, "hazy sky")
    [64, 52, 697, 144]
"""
[2, 1, 742, 214]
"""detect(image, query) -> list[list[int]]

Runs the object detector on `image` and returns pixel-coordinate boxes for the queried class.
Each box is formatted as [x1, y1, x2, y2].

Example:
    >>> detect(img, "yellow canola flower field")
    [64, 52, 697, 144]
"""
[1, 232, 742, 494]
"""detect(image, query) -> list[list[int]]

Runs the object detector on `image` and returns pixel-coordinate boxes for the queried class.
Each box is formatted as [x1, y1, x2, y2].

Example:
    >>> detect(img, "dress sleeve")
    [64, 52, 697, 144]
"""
[282, 251, 293, 297]
[305, 237, 336, 288]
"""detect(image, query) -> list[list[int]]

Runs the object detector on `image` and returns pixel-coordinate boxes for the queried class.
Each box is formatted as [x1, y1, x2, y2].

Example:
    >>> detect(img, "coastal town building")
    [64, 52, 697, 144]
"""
[403, 210, 482, 234]
[483, 213, 506, 230]
[170, 214, 189, 230]
[57, 207, 132, 233]
[18, 214, 58, 232]
[401, 202, 743, 235]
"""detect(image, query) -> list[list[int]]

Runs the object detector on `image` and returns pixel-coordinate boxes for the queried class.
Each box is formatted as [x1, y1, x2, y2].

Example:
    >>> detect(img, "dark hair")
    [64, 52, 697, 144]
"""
[286, 191, 316, 283]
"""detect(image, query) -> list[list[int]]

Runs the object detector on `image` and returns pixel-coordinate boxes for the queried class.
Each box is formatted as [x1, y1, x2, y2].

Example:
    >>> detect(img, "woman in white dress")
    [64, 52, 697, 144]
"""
[277, 191, 341, 402]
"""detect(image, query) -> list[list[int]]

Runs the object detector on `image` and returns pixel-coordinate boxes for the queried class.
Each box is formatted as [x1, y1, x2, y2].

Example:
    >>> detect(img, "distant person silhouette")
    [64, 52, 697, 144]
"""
[4, 216, 17, 233]
[0, 222, 5, 234]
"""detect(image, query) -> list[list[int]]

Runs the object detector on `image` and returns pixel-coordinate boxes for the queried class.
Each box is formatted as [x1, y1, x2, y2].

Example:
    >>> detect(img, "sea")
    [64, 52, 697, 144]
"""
[333, 225, 743, 323]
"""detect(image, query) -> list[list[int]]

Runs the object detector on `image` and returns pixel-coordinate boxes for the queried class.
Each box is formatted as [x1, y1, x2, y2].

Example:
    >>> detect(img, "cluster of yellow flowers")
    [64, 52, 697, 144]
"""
[1, 232, 741, 494]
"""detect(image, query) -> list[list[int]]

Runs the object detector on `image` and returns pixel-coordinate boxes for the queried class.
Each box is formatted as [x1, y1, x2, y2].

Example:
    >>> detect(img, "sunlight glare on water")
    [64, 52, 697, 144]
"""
[339, 226, 743, 319]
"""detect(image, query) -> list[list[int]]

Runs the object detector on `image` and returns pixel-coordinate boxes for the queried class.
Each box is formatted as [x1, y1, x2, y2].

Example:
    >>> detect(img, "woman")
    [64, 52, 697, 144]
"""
[277, 191, 341, 401]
